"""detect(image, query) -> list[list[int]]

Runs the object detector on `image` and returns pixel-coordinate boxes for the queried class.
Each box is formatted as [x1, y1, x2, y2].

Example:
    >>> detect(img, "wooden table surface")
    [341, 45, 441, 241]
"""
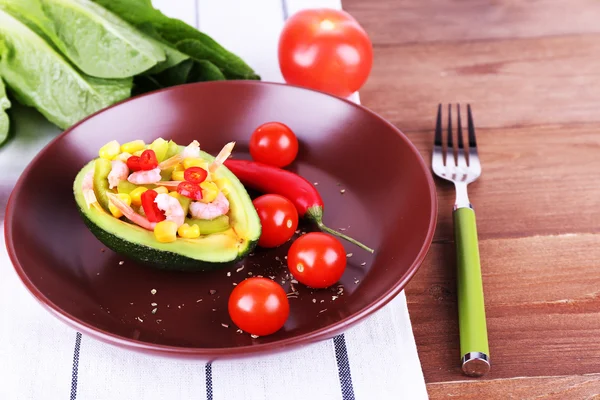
[343, 0, 600, 397]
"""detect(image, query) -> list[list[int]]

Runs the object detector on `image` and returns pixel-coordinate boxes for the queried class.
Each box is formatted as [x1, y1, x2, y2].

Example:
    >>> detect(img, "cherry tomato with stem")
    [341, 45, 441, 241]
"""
[249, 122, 299, 168]
[287, 232, 347, 288]
[253, 194, 299, 248]
[228, 277, 290, 336]
[177, 181, 203, 200]
[184, 167, 208, 184]
[278, 8, 373, 98]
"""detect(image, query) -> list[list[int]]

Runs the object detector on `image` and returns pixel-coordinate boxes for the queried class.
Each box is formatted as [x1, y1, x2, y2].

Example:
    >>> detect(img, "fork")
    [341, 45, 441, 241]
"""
[431, 104, 490, 377]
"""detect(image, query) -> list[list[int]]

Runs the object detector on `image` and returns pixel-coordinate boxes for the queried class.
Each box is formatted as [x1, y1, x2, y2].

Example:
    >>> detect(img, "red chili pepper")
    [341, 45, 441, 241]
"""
[224, 159, 374, 253]
[141, 190, 166, 222]
[184, 167, 208, 184]
[139, 149, 159, 170]
[177, 181, 203, 201]
[126, 156, 142, 172]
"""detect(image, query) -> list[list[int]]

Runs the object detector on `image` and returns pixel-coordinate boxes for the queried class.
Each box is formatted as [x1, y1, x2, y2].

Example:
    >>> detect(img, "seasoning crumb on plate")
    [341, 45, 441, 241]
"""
[332, 296, 338, 301]
[250, 334, 259, 339]
[209, 289, 217, 295]
[151, 302, 157, 307]
[347, 253, 353, 258]
[340, 189, 346, 194]
[221, 323, 229, 328]
[312, 298, 317, 303]
[156, 319, 162, 324]
[361, 262, 367, 266]
[313, 182, 319, 186]
[151, 308, 157, 314]
[233, 282, 238, 286]
[354, 279, 360, 284]
[319, 309, 328, 313]
[227, 271, 231, 277]
[320, 299, 325, 303]
[136, 317, 143, 322]
[248, 271, 253, 276]
[236, 329, 243, 334]
[196, 299, 203, 302]
[150, 289, 157, 295]
[118, 261, 124, 265]
[236, 266, 245, 273]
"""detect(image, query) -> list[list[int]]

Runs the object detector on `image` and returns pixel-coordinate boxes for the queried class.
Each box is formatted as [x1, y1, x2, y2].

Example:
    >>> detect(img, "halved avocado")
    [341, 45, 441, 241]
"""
[73, 149, 261, 272]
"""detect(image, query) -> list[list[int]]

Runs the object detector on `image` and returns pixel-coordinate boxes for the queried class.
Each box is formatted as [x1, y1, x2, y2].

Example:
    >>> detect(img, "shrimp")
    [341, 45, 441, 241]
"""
[108, 160, 129, 189]
[82, 170, 97, 208]
[159, 140, 200, 169]
[107, 193, 156, 231]
[128, 167, 162, 185]
[154, 193, 185, 227]
[189, 192, 229, 220]
[209, 141, 235, 173]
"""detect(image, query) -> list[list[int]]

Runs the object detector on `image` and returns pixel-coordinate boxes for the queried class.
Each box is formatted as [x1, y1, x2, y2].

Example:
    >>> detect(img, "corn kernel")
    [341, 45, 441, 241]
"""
[120, 140, 145, 154]
[108, 193, 131, 218]
[115, 152, 132, 162]
[154, 221, 178, 243]
[99, 140, 120, 160]
[154, 186, 169, 195]
[200, 181, 219, 203]
[168, 191, 180, 199]
[173, 163, 185, 172]
[130, 187, 148, 207]
[183, 157, 207, 170]
[177, 223, 200, 239]
[172, 171, 185, 181]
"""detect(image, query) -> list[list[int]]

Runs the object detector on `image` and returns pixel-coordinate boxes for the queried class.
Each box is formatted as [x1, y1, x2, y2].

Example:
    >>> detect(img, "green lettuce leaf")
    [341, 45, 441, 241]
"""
[92, 0, 260, 80]
[0, 0, 167, 79]
[0, 76, 10, 146]
[0, 9, 132, 129]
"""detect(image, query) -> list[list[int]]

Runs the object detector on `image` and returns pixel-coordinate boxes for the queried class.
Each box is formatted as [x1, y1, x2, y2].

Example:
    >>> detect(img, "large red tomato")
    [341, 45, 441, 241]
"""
[278, 9, 373, 98]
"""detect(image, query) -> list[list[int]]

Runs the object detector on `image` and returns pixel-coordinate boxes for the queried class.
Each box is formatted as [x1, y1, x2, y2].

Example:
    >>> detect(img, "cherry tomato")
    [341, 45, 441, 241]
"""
[249, 122, 299, 168]
[126, 155, 141, 172]
[139, 149, 158, 170]
[287, 232, 347, 288]
[141, 189, 165, 222]
[177, 181, 203, 200]
[253, 194, 299, 248]
[184, 167, 208, 184]
[278, 8, 373, 98]
[228, 277, 290, 336]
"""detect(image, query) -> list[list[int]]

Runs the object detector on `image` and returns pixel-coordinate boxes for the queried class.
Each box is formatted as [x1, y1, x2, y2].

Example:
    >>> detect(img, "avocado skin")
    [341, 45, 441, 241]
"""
[78, 207, 257, 272]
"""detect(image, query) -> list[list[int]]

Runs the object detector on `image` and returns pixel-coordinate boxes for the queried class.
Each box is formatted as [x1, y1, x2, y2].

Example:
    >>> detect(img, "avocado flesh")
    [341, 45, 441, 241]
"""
[73, 150, 261, 271]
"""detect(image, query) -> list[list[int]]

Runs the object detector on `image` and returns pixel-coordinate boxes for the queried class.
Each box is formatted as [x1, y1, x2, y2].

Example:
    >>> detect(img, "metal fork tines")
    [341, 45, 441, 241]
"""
[432, 104, 481, 209]
[431, 104, 490, 378]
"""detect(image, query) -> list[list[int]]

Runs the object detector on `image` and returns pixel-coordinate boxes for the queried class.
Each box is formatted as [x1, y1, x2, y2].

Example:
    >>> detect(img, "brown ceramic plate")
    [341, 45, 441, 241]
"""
[5, 81, 436, 359]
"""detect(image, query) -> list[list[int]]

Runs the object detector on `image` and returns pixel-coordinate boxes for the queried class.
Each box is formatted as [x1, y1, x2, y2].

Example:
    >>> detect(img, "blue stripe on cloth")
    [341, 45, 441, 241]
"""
[70, 332, 82, 400]
[205, 363, 213, 400]
[334, 334, 356, 400]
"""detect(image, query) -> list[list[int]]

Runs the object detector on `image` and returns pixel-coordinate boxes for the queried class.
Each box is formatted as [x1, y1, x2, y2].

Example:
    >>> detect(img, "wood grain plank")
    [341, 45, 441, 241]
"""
[406, 233, 600, 383]
[359, 34, 600, 131]
[404, 124, 600, 242]
[427, 374, 600, 399]
[344, 0, 600, 45]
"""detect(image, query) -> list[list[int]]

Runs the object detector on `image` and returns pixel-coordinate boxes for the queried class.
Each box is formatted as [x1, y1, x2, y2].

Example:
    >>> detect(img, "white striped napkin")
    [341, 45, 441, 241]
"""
[0, 1, 429, 399]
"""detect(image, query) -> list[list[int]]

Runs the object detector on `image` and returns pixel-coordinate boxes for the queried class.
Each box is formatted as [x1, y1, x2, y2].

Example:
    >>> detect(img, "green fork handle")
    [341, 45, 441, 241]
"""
[454, 206, 490, 377]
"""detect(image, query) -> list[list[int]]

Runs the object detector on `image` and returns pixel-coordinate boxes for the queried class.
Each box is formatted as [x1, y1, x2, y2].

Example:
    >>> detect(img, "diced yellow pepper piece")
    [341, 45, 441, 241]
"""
[154, 221, 178, 243]
[154, 186, 169, 195]
[200, 181, 219, 203]
[120, 140, 145, 154]
[108, 193, 131, 218]
[168, 191, 180, 199]
[173, 163, 185, 172]
[99, 140, 120, 160]
[172, 171, 185, 181]
[115, 152, 132, 162]
[130, 187, 148, 207]
[133, 150, 144, 157]
[177, 223, 200, 239]
[183, 157, 208, 170]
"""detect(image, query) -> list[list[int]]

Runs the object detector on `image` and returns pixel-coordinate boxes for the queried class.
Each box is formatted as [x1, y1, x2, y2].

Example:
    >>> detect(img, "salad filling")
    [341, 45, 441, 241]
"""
[83, 138, 237, 243]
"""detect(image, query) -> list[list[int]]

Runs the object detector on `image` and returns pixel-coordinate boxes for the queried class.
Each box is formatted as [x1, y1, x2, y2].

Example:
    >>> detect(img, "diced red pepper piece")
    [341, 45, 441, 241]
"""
[184, 167, 208, 184]
[139, 149, 159, 171]
[177, 181, 203, 201]
[141, 189, 166, 222]
[127, 155, 142, 172]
